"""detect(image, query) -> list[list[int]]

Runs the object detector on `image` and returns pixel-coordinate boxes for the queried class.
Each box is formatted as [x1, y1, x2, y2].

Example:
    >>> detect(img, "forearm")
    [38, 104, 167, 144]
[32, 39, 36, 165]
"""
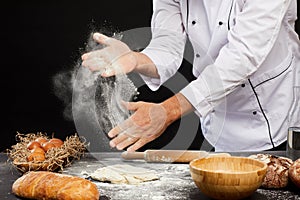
[132, 52, 160, 78]
[132, 52, 194, 123]
[160, 93, 195, 125]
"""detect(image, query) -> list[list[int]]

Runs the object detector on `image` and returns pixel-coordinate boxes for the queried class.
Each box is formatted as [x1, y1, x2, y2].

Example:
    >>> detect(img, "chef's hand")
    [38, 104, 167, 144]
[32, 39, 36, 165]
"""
[81, 32, 138, 77]
[108, 93, 194, 152]
[108, 101, 170, 152]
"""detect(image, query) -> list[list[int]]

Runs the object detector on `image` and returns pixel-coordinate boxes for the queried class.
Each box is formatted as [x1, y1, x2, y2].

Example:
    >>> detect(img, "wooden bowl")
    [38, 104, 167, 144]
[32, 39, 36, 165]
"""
[189, 156, 267, 200]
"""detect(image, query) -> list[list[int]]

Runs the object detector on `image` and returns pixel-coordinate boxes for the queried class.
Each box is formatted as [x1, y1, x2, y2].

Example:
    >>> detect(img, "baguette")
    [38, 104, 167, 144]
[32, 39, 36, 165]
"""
[12, 171, 99, 200]
[289, 158, 300, 188]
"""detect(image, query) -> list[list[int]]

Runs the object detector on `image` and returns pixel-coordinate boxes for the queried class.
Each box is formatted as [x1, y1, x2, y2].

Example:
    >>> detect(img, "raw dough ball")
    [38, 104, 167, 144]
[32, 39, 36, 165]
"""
[288, 158, 300, 188]
[90, 164, 159, 184]
[249, 154, 293, 188]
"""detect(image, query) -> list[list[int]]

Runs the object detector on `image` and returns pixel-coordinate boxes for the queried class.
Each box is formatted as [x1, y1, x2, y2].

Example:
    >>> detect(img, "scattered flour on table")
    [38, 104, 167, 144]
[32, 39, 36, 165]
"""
[64, 158, 300, 200]
[89, 164, 159, 184]
[93, 164, 195, 200]
[76, 162, 196, 200]
[256, 189, 300, 200]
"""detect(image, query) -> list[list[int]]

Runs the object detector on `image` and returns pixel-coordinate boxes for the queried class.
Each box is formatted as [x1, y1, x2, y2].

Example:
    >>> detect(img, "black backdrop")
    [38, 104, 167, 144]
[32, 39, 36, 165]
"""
[1, 1, 299, 152]
[1, 1, 151, 152]
[2, 1, 203, 152]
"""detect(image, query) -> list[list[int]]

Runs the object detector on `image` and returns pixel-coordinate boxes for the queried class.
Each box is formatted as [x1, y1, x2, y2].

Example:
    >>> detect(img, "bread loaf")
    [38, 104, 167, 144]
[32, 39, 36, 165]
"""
[12, 171, 99, 200]
[249, 154, 293, 188]
[288, 158, 300, 188]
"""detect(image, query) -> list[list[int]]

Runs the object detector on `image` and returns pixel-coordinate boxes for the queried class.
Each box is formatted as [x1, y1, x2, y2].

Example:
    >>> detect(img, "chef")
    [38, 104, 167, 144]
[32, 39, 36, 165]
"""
[82, 0, 300, 152]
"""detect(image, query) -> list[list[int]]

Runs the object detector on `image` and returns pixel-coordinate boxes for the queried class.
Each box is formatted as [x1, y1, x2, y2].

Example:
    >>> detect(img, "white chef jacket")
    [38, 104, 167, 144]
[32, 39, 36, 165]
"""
[141, 0, 300, 151]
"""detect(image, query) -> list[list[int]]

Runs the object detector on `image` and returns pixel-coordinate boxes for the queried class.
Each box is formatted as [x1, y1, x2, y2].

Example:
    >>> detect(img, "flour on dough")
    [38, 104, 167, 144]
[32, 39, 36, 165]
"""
[90, 164, 159, 184]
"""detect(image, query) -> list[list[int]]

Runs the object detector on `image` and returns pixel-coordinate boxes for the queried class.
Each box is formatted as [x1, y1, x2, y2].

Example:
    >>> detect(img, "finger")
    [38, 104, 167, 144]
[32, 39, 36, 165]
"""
[81, 49, 105, 61]
[109, 131, 136, 149]
[101, 67, 116, 77]
[81, 52, 90, 60]
[93, 32, 109, 44]
[115, 135, 139, 151]
[109, 132, 127, 148]
[81, 57, 108, 71]
[127, 138, 152, 152]
[93, 32, 116, 46]
[107, 126, 123, 138]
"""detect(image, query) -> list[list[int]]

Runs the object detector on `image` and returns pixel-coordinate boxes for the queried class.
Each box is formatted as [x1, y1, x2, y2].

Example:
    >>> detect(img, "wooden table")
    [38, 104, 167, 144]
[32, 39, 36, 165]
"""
[1, 152, 299, 200]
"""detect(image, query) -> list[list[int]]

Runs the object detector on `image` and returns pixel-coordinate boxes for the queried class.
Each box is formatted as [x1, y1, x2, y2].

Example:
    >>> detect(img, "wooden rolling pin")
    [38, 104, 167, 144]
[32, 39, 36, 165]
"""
[121, 150, 230, 163]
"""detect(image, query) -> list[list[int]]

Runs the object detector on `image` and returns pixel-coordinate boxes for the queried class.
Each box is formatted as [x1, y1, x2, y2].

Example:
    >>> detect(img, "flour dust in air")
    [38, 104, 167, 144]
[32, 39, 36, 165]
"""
[54, 32, 138, 152]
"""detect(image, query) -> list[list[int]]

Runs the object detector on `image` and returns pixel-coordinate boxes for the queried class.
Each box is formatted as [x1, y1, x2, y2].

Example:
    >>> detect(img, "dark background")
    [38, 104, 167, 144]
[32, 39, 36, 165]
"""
[1, 1, 155, 152]
[1, 1, 299, 152]
[1, 0, 201, 152]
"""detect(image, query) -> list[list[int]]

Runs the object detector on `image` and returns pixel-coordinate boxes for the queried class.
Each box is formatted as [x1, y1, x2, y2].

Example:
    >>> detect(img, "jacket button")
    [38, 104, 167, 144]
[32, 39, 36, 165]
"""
[218, 21, 223, 26]
[253, 111, 257, 115]
[241, 84, 245, 87]
[196, 53, 200, 58]
[192, 20, 196, 25]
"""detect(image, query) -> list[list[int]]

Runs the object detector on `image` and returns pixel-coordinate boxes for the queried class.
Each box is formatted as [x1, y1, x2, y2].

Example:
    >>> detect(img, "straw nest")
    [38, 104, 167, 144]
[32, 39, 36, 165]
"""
[7, 132, 87, 173]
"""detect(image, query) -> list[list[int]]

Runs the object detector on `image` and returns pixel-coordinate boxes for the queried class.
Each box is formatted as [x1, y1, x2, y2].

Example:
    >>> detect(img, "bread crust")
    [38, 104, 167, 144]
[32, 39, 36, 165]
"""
[249, 154, 293, 188]
[288, 158, 300, 188]
[12, 171, 99, 200]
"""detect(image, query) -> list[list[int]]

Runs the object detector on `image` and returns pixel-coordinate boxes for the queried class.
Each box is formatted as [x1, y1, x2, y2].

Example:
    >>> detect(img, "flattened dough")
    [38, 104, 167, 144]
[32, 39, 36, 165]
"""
[90, 164, 159, 184]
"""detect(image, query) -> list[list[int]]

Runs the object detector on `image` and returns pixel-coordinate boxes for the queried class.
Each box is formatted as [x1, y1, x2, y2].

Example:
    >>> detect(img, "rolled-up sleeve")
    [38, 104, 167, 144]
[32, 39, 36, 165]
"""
[141, 0, 186, 91]
[181, 0, 291, 117]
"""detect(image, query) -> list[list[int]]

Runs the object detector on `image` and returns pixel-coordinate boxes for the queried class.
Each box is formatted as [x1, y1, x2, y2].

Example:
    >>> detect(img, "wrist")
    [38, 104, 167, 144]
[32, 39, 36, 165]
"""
[160, 95, 182, 125]
[131, 52, 143, 73]
[160, 93, 194, 125]
[130, 51, 139, 72]
[132, 52, 159, 78]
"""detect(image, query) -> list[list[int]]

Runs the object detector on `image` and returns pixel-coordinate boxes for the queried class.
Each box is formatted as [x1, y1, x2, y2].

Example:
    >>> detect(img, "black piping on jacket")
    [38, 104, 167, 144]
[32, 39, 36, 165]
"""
[227, 0, 234, 30]
[248, 79, 275, 148]
[247, 55, 294, 148]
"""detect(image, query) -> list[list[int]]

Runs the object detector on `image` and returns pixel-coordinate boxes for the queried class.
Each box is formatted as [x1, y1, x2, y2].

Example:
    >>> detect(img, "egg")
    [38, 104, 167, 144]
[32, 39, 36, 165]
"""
[48, 138, 64, 148]
[27, 152, 45, 162]
[42, 141, 56, 152]
[35, 137, 48, 146]
[27, 141, 42, 150]
[30, 147, 45, 154]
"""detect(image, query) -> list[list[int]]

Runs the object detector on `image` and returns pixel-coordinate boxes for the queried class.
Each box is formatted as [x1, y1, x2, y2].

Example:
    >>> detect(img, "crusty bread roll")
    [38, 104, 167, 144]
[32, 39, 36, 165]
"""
[249, 154, 293, 188]
[288, 158, 300, 188]
[12, 171, 99, 200]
